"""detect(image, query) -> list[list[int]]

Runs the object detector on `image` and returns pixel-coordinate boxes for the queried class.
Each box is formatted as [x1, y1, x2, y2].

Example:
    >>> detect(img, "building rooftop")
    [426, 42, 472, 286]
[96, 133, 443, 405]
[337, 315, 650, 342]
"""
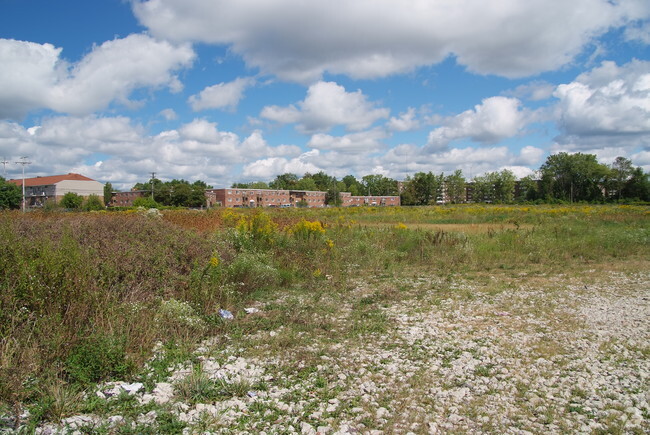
[7, 173, 96, 187]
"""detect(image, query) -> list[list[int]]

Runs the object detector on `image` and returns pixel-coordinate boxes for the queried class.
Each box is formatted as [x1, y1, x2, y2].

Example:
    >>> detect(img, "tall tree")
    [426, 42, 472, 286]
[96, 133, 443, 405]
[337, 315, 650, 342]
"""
[342, 175, 363, 196]
[269, 173, 299, 190]
[362, 174, 398, 196]
[492, 169, 516, 203]
[401, 172, 443, 205]
[312, 171, 337, 191]
[103, 182, 113, 206]
[517, 175, 539, 202]
[609, 156, 634, 200]
[539, 152, 609, 202]
[621, 167, 650, 201]
[295, 177, 318, 191]
[445, 170, 466, 203]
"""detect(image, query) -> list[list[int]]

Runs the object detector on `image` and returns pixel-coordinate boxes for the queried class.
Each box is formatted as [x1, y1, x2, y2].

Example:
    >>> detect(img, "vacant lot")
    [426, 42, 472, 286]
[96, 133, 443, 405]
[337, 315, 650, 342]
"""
[1, 205, 648, 433]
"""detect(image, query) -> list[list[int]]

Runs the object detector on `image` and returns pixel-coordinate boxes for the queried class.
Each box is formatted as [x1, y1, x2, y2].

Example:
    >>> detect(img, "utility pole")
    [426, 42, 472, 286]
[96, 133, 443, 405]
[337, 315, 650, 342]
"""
[150, 172, 156, 200]
[1, 157, 9, 178]
[15, 156, 32, 212]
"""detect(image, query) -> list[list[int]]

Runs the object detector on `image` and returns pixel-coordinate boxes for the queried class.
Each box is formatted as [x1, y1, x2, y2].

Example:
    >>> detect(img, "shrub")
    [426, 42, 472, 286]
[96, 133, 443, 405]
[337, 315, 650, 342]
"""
[226, 251, 280, 291]
[132, 196, 159, 209]
[60, 192, 83, 210]
[65, 333, 134, 385]
[83, 194, 104, 211]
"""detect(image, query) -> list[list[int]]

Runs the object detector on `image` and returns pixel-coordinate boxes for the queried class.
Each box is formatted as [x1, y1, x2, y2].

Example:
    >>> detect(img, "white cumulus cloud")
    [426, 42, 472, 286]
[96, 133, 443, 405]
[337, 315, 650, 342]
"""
[188, 77, 255, 111]
[261, 81, 389, 133]
[308, 128, 387, 154]
[426, 97, 528, 150]
[554, 59, 650, 149]
[0, 35, 195, 119]
[133, 0, 650, 82]
[242, 151, 321, 180]
[387, 108, 420, 132]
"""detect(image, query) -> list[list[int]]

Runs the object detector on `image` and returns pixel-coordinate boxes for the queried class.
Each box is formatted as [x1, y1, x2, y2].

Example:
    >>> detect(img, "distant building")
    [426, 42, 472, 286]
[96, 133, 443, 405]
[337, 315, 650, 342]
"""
[205, 188, 400, 208]
[110, 190, 149, 207]
[340, 192, 400, 207]
[7, 173, 104, 207]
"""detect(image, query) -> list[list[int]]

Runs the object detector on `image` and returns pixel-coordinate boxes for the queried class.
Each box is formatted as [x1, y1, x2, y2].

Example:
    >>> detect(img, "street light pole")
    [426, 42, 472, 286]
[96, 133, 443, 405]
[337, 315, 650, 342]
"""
[1, 157, 8, 178]
[15, 157, 32, 212]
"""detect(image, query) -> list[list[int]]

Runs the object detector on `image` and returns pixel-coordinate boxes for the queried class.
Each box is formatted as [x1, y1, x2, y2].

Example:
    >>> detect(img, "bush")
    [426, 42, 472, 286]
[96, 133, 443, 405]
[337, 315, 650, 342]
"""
[226, 251, 280, 291]
[83, 194, 104, 211]
[65, 333, 134, 385]
[60, 192, 83, 210]
[132, 196, 159, 209]
[0, 178, 21, 210]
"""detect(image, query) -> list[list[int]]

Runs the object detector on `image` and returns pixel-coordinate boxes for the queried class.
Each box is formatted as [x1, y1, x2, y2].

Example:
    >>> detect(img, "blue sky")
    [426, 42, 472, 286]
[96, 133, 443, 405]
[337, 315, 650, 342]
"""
[1, 0, 649, 189]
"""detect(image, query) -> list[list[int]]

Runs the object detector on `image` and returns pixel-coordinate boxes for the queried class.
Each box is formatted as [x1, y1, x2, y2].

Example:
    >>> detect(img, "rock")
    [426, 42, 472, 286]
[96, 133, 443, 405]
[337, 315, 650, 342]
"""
[301, 421, 316, 434]
[137, 411, 158, 425]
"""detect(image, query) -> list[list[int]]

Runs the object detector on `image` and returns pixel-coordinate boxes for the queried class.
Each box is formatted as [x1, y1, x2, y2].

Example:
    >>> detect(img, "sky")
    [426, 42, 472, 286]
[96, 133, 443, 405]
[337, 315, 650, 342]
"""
[1, 0, 649, 190]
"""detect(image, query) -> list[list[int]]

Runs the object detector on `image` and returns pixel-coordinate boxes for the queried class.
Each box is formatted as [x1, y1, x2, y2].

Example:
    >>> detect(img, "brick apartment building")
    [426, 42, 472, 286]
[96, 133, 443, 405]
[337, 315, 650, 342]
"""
[110, 190, 148, 207]
[205, 188, 400, 208]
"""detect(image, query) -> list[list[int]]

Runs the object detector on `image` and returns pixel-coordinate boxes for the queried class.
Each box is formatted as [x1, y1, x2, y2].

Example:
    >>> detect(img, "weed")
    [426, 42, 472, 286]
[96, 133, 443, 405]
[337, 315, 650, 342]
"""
[65, 333, 134, 386]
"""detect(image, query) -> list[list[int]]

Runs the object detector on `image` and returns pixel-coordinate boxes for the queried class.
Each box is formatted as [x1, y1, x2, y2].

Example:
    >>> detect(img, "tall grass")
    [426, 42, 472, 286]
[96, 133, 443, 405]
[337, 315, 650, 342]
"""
[0, 204, 647, 425]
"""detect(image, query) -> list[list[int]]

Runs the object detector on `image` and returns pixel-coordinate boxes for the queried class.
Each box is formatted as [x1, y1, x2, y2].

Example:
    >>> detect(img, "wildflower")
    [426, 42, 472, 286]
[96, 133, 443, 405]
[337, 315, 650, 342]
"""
[313, 268, 322, 278]
[209, 255, 220, 267]
[325, 239, 335, 249]
[395, 222, 407, 230]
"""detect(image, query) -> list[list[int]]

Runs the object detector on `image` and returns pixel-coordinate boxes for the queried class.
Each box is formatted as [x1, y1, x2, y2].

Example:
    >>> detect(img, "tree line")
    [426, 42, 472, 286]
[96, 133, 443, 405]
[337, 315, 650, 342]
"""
[1, 152, 647, 210]
[234, 153, 649, 205]
[129, 178, 212, 208]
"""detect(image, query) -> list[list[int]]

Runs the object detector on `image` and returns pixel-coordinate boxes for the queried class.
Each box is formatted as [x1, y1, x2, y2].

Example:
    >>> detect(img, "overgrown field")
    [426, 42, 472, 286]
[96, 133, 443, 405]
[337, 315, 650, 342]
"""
[0, 205, 648, 433]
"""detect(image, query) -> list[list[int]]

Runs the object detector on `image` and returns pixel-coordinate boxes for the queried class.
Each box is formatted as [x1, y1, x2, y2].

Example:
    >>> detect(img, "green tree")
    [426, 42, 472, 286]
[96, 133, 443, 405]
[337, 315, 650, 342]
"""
[295, 177, 318, 191]
[342, 175, 363, 196]
[362, 175, 398, 196]
[539, 152, 609, 202]
[189, 184, 207, 208]
[84, 194, 104, 211]
[312, 171, 337, 191]
[0, 177, 21, 210]
[60, 192, 83, 210]
[472, 175, 493, 203]
[133, 177, 163, 196]
[402, 172, 444, 205]
[608, 156, 634, 200]
[445, 170, 466, 203]
[517, 175, 539, 202]
[493, 169, 516, 203]
[103, 182, 113, 207]
[325, 186, 342, 206]
[269, 173, 299, 190]
[473, 170, 515, 203]
[621, 167, 650, 201]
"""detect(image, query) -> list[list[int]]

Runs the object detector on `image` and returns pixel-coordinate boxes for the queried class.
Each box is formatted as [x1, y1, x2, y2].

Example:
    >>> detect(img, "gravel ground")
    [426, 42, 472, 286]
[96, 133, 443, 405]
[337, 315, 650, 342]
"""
[30, 270, 650, 434]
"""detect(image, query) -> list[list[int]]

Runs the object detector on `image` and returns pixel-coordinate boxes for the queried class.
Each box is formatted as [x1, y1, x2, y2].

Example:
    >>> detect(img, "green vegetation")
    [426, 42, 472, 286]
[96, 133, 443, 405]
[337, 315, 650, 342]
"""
[227, 153, 650, 205]
[133, 178, 210, 208]
[0, 177, 21, 210]
[0, 204, 648, 429]
[60, 192, 83, 210]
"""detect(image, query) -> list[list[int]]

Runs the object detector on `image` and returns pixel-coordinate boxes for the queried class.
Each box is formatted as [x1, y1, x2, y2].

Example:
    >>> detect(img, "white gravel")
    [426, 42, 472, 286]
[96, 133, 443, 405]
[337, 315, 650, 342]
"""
[28, 270, 650, 434]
